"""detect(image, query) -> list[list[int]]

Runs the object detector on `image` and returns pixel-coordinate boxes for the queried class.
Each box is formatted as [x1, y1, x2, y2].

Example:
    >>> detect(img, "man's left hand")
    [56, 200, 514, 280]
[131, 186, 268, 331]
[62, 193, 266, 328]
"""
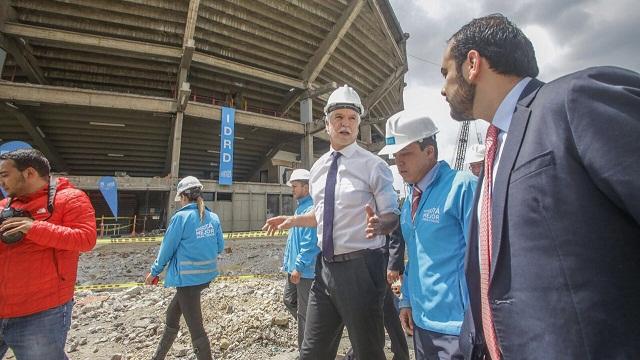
[365, 204, 380, 239]
[0, 217, 34, 237]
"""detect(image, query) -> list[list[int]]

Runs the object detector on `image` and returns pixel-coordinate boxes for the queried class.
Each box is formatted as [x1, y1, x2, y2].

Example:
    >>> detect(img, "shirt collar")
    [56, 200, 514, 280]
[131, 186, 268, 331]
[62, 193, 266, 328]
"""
[297, 195, 312, 206]
[330, 141, 359, 158]
[491, 77, 532, 133]
[415, 160, 442, 191]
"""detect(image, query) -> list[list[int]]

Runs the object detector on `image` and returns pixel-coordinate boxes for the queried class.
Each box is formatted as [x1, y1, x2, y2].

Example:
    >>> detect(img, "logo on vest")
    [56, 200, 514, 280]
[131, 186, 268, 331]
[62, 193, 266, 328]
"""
[422, 207, 440, 223]
[196, 223, 215, 238]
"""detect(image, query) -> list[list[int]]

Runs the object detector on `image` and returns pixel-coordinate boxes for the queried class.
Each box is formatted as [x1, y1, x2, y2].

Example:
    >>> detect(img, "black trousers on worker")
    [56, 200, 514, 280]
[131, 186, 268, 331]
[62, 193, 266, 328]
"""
[165, 282, 210, 342]
[413, 326, 463, 360]
[300, 250, 387, 360]
[283, 274, 313, 349]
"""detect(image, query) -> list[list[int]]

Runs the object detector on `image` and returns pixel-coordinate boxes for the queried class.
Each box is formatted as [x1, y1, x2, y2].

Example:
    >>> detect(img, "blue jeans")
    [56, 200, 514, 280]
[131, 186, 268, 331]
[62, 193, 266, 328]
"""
[0, 300, 73, 360]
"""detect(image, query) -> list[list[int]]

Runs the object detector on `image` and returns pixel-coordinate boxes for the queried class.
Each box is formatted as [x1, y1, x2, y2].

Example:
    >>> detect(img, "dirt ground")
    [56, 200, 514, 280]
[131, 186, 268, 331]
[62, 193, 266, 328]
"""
[4, 236, 414, 360]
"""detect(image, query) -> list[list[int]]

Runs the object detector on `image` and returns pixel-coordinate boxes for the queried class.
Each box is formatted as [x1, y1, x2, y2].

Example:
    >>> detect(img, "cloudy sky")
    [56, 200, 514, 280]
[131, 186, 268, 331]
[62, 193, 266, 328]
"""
[387, 0, 640, 165]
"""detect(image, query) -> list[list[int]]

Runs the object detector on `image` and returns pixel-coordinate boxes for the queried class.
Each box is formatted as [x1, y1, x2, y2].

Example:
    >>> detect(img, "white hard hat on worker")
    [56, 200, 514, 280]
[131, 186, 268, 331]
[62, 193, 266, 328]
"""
[324, 85, 365, 118]
[379, 110, 439, 157]
[286, 169, 310, 186]
[174, 176, 203, 201]
[467, 144, 486, 163]
[324, 85, 365, 151]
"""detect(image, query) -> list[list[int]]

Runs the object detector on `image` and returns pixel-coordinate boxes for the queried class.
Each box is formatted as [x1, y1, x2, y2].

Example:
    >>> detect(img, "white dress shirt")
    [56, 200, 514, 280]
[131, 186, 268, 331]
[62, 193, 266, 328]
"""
[309, 141, 399, 255]
[477, 77, 531, 261]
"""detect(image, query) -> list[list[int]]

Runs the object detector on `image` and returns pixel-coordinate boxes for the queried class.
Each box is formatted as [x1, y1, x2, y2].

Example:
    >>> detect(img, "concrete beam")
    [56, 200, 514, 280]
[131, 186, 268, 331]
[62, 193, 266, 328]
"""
[177, 82, 191, 112]
[0, 82, 305, 134]
[248, 142, 286, 182]
[0, 81, 177, 112]
[167, 111, 184, 215]
[191, 52, 304, 89]
[175, 0, 199, 109]
[364, 64, 407, 110]
[185, 102, 305, 134]
[300, 0, 365, 85]
[0, 102, 68, 171]
[280, 81, 337, 115]
[3, 23, 305, 89]
[366, 0, 403, 62]
[0, 34, 48, 84]
[182, 0, 200, 46]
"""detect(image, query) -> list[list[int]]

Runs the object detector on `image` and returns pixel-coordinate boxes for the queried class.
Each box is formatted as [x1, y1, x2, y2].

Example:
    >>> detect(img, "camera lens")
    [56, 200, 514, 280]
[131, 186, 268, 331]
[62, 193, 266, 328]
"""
[0, 232, 24, 244]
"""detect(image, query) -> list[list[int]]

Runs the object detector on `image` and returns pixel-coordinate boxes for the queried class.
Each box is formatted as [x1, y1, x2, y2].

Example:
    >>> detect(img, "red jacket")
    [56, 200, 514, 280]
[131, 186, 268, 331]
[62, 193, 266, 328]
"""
[0, 177, 96, 317]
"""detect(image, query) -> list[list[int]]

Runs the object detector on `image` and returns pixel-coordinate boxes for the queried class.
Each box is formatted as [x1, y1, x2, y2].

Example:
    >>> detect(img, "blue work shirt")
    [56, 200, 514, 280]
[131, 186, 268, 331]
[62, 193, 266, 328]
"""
[151, 203, 224, 287]
[399, 161, 477, 335]
[282, 195, 320, 279]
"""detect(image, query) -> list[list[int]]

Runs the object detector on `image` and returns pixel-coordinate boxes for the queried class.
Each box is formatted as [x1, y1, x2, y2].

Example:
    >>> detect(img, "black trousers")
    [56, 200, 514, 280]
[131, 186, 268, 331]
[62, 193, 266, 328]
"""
[383, 283, 411, 360]
[344, 258, 410, 360]
[165, 282, 210, 341]
[283, 274, 313, 349]
[300, 251, 387, 360]
[413, 326, 463, 360]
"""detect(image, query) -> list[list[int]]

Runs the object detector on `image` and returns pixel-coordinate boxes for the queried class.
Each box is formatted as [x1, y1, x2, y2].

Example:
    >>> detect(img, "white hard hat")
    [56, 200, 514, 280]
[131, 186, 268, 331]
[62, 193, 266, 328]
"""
[175, 176, 204, 201]
[324, 85, 365, 116]
[467, 144, 486, 163]
[286, 169, 310, 186]
[378, 110, 439, 157]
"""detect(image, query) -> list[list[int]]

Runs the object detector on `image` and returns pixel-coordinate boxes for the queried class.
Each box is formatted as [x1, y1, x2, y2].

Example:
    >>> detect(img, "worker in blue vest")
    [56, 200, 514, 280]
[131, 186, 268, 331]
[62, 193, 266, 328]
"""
[282, 168, 320, 351]
[379, 111, 477, 360]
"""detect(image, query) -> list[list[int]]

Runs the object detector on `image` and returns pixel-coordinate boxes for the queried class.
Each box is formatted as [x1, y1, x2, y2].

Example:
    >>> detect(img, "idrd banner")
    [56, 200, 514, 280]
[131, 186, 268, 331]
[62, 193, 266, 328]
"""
[218, 107, 235, 185]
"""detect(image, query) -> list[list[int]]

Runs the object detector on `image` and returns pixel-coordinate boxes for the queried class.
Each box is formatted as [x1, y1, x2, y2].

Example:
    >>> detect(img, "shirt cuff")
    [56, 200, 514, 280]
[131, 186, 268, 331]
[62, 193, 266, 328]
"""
[399, 298, 411, 309]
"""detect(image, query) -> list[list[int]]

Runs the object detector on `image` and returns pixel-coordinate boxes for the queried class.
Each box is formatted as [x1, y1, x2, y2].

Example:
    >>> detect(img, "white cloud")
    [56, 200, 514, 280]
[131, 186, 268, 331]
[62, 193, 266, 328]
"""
[391, 0, 639, 168]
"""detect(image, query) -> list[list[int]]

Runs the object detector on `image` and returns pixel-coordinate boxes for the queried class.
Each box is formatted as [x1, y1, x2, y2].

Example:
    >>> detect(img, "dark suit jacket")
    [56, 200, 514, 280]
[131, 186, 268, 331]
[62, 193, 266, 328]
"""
[461, 66, 640, 359]
[385, 225, 405, 274]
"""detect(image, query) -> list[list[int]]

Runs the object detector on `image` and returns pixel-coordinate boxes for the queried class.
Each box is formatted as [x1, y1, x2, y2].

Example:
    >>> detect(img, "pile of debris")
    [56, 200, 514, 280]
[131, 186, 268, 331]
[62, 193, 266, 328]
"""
[66, 278, 300, 360]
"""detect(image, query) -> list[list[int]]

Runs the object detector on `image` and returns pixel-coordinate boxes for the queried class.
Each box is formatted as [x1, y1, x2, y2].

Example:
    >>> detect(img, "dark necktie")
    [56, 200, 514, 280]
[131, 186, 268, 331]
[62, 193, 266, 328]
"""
[411, 185, 422, 221]
[322, 152, 342, 259]
[479, 124, 501, 359]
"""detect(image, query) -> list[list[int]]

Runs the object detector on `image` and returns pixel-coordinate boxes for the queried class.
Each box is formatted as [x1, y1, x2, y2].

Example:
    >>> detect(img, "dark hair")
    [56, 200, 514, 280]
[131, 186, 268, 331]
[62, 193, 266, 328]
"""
[0, 148, 50, 178]
[418, 136, 438, 159]
[448, 14, 538, 78]
[182, 188, 205, 223]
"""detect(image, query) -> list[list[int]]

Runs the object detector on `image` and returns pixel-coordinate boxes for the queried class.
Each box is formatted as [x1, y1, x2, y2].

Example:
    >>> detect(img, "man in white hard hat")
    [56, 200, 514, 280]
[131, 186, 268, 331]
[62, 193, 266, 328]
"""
[379, 110, 477, 360]
[282, 168, 319, 352]
[264, 85, 399, 360]
[467, 144, 485, 177]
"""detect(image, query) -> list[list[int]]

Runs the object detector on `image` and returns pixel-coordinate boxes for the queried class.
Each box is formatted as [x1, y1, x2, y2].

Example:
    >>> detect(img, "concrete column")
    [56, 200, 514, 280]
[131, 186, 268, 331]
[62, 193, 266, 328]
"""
[167, 112, 184, 218]
[360, 124, 372, 144]
[0, 49, 6, 74]
[300, 98, 314, 169]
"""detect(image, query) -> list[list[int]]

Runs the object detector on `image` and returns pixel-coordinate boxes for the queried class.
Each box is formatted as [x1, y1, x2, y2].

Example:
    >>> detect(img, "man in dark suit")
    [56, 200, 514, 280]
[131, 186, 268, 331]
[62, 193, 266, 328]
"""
[439, 13, 640, 359]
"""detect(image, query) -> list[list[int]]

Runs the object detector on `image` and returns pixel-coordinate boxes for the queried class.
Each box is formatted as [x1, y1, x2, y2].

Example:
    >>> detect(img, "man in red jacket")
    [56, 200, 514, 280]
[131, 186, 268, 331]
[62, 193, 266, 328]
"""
[0, 149, 96, 359]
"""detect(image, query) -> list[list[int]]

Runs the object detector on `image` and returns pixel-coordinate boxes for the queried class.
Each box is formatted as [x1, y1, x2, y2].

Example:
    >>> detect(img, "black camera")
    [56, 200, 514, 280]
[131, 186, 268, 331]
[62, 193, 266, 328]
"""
[0, 207, 32, 244]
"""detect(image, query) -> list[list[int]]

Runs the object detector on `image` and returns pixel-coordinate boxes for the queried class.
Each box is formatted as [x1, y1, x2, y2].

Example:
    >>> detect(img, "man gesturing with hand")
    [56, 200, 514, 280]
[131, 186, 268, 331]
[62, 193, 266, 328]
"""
[263, 85, 399, 360]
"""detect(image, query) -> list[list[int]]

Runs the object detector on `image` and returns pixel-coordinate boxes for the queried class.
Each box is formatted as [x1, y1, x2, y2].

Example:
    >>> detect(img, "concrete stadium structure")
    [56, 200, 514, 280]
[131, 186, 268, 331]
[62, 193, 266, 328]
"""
[0, 0, 407, 233]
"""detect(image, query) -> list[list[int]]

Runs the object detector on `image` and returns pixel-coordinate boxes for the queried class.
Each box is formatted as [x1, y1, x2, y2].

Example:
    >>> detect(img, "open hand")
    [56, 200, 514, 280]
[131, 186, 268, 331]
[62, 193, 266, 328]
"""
[262, 216, 294, 235]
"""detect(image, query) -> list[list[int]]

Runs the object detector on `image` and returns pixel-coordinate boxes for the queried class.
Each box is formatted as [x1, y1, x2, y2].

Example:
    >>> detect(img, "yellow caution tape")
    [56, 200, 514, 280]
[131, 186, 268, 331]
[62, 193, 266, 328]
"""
[75, 273, 281, 291]
[96, 230, 288, 245]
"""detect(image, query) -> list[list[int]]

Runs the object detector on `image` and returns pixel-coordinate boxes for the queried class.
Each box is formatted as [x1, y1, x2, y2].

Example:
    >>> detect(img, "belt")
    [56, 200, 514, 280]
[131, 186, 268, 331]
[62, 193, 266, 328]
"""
[323, 248, 383, 263]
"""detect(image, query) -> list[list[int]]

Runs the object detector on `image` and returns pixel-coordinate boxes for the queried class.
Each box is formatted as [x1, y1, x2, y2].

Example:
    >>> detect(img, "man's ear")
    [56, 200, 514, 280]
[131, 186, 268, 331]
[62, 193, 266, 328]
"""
[466, 50, 482, 82]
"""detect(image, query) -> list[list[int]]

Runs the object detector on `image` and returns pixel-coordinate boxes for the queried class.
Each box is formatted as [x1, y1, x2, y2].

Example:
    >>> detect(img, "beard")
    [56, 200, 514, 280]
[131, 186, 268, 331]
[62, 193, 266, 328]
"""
[449, 74, 476, 121]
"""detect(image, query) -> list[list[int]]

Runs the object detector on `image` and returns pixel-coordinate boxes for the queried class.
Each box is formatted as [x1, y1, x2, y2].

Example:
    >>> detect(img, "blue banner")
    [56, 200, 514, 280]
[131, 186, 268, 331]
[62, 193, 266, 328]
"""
[98, 176, 118, 218]
[0, 141, 32, 197]
[218, 107, 235, 185]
